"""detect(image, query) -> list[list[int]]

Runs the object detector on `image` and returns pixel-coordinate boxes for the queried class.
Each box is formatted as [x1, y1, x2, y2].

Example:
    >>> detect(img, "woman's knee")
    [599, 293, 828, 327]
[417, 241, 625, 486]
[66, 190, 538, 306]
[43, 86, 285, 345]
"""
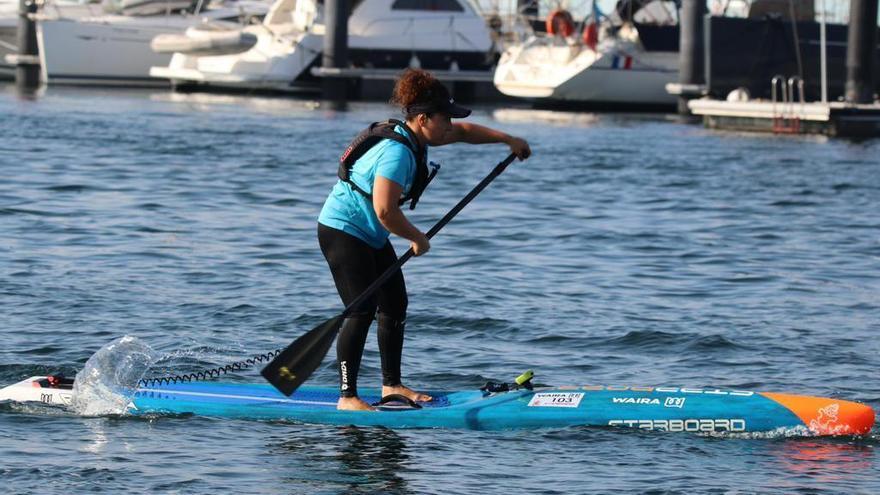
[377, 300, 406, 322]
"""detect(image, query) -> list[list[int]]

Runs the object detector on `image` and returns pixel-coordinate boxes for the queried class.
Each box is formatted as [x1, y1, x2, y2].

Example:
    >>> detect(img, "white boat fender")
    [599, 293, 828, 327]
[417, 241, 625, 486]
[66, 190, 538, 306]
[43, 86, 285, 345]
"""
[151, 28, 258, 56]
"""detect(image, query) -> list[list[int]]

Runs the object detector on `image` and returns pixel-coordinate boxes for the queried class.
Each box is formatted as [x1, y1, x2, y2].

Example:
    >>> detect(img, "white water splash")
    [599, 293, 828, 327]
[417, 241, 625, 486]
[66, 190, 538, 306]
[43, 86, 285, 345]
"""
[71, 336, 156, 416]
[704, 425, 816, 439]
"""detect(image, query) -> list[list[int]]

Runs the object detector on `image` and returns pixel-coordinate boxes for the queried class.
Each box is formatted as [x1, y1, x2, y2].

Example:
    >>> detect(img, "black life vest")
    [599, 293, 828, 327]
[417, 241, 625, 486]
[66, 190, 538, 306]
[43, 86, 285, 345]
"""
[338, 119, 438, 210]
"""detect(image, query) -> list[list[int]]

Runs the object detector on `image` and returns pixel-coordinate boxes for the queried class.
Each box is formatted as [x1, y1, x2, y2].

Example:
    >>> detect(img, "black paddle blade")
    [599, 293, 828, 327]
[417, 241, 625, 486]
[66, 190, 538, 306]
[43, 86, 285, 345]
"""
[261, 315, 343, 396]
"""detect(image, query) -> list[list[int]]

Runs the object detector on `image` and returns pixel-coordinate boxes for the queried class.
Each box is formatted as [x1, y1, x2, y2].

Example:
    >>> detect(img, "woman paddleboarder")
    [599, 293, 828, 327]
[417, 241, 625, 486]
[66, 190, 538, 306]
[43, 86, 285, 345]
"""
[318, 69, 531, 411]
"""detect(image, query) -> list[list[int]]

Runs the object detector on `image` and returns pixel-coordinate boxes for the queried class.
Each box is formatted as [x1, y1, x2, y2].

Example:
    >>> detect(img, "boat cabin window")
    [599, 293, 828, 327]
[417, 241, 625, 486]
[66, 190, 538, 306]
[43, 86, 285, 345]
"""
[391, 0, 465, 12]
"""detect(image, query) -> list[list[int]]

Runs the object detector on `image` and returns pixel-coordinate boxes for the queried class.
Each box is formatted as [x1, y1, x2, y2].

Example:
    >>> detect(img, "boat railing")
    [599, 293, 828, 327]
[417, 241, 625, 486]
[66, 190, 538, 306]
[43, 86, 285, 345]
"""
[771, 74, 803, 133]
[788, 76, 805, 106]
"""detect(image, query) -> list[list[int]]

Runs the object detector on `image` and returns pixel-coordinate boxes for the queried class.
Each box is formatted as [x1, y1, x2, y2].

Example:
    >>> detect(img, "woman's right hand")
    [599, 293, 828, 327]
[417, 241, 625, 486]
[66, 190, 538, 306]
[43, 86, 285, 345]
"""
[411, 232, 431, 256]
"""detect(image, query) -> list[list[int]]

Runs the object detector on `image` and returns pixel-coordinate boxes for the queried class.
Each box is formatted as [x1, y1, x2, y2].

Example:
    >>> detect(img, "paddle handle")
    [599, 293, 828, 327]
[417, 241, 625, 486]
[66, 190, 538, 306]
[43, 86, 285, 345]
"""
[341, 152, 517, 318]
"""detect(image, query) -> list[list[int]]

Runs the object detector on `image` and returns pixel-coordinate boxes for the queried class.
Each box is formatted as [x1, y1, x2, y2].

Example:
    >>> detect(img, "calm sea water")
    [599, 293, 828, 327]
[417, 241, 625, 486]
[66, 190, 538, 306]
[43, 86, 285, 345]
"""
[1, 86, 878, 494]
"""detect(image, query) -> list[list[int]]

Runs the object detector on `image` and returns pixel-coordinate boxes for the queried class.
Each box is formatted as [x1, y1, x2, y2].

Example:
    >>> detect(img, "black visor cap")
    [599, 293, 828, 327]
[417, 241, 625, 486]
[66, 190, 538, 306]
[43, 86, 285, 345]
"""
[406, 82, 471, 119]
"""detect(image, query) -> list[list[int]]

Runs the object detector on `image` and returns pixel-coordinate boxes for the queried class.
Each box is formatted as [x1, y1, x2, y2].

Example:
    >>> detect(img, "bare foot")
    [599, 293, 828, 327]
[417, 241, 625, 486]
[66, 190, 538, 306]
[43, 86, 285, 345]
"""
[382, 384, 432, 403]
[337, 396, 375, 411]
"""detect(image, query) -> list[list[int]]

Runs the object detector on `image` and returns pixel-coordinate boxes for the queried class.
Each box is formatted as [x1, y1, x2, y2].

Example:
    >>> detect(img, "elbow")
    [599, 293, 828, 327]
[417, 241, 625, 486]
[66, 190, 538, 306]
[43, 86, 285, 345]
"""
[376, 207, 391, 222]
[375, 204, 397, 225]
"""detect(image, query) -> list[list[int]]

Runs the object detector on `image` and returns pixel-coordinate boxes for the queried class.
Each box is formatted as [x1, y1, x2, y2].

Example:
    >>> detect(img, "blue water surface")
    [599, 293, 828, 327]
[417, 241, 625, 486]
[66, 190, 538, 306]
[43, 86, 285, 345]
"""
[1, 87, 878, 494]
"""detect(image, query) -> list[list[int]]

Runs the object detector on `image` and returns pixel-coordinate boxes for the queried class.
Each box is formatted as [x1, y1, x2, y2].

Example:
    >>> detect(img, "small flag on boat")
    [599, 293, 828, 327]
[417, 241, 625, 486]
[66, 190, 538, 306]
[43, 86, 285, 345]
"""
[611, 55, 633, 70]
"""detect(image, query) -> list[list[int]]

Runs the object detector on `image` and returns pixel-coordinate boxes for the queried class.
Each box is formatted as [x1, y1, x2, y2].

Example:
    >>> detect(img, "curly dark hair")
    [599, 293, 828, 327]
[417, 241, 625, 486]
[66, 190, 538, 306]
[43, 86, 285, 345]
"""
[390, 68, 441, 117]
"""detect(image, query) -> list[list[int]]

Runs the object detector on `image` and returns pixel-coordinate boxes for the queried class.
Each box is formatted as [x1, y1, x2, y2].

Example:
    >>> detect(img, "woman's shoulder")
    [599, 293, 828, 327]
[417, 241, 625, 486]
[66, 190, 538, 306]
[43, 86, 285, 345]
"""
[372, 138, 416, 168]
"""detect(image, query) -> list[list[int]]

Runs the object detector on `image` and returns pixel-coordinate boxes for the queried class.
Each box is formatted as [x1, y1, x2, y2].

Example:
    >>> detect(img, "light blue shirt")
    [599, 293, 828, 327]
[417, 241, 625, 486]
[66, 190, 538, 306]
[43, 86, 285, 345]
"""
[318, 125, 421, 249]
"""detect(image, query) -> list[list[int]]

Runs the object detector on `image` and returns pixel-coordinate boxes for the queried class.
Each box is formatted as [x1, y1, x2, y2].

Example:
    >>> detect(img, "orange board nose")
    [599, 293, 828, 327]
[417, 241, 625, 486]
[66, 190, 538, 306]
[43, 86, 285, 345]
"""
[762, 392, 876, 436]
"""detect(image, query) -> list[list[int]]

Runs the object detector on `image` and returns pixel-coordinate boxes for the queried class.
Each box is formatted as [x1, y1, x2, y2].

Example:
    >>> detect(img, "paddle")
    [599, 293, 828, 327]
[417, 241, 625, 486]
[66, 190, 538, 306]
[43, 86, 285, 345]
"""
[262, 152, 519, 396]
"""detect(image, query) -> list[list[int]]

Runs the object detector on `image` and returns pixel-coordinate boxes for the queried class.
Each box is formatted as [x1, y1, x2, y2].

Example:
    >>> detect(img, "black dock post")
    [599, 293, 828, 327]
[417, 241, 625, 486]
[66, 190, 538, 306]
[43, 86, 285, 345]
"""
[845, 0, 879, 104]
[13, 0, 41, 92]
[322, 0, 349, 108]
[676, 0, 707, 115]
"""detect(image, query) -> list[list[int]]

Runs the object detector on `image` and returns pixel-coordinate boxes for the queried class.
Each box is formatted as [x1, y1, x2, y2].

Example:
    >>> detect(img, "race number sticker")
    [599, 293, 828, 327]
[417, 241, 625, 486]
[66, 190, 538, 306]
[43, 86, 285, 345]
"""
[528, 393, 584, 408]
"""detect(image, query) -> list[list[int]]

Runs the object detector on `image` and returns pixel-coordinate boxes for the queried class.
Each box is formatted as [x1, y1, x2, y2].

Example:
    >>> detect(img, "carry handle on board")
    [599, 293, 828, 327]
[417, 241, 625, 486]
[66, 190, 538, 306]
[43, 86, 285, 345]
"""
[262, 153, 519, 396]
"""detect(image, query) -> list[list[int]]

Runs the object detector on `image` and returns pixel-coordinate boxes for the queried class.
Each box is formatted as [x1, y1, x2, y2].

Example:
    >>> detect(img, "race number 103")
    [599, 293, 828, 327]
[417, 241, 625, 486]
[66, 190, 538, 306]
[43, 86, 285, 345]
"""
[527, 393, 585, 408]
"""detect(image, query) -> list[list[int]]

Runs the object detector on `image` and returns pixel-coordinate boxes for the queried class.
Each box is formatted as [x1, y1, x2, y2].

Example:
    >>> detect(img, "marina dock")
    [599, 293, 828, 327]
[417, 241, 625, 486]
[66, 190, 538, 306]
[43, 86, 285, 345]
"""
[675, 0, 880, 136]
[689, 99, 880, 137]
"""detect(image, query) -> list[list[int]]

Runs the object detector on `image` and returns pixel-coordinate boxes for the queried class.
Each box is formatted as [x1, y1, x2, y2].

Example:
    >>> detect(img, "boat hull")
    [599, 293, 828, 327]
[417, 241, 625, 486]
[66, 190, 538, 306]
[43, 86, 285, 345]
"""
[37, 16, 179, 85]
[495, 46, 678, 106]
[0, 22, 16, 80]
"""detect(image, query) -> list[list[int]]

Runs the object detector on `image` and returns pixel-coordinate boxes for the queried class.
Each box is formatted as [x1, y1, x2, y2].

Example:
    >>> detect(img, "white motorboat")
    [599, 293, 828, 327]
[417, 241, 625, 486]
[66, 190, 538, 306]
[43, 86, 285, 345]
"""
[36, 0, 270, 86]
[1, 0, 103, 79]
[0, 0, 19, 79]
[493, 0, 680, 108]
[149, 0, 495, 92]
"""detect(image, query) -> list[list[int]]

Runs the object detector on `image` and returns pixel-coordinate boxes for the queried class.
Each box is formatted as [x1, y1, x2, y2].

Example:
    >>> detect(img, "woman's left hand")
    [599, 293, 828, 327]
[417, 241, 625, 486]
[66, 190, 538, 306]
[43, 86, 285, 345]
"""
[506, 136, 531, 160]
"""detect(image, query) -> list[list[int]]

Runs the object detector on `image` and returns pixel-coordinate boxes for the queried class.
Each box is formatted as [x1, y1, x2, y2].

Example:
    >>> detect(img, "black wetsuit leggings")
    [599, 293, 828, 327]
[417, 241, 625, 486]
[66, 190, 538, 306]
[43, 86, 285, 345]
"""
[318, 223, 407, 398]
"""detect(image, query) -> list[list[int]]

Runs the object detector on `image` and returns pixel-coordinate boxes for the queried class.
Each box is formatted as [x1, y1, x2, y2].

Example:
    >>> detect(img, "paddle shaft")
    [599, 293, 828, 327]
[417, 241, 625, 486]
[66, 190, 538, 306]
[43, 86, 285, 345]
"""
[340, 152, 517, 318]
